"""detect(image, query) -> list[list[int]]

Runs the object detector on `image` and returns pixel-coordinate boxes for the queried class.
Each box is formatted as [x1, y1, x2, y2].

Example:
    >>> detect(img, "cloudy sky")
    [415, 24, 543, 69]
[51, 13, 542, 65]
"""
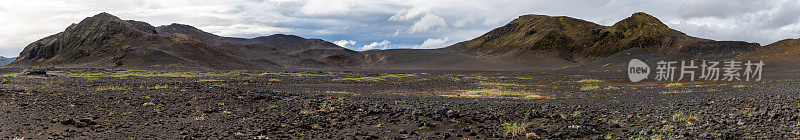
[1, 0, 799, 57]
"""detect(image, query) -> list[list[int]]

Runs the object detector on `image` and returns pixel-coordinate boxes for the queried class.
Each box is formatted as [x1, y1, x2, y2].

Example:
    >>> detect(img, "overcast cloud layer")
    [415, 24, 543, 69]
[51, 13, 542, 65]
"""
[1, 0, 799, 57]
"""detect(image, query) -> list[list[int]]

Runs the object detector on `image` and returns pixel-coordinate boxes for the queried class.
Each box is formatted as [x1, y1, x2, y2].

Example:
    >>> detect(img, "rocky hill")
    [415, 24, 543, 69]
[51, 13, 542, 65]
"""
[8, 12, 776, 71]
[155, 24, 364, 68]
[364, 12, 761, 71]
[8, 13, 363, 70]
[738, 38, 800, 62]
[8, 13, 276, 70]
[732, 38, 800, 77]
[443, 12, 760, 63]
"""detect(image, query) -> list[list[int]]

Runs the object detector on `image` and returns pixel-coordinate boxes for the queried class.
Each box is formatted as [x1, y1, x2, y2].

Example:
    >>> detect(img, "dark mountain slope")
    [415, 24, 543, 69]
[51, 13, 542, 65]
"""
[9, 13, 274, 70]
[363, 12, 758, 71]
[444, 12, 759, 63]
[444, 14, 604, 62]
[734, 38, 800, 78]
[155, 24, 364, 68]
[738, 38, 800, 62]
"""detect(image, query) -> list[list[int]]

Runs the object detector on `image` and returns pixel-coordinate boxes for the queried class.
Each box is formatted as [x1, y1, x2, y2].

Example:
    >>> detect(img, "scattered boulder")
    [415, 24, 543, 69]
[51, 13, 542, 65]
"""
[60, 118, 97, 128]
[22, 69, 47, 76]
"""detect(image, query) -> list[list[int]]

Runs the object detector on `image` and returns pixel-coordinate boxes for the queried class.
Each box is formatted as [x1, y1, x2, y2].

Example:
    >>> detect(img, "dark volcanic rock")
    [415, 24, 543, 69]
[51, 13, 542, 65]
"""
[22, 69, 47, 76]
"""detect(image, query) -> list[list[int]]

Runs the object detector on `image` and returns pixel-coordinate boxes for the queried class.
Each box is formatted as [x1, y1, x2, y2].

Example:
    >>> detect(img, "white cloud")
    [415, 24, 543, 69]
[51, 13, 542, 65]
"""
[202, 24, 294, 37]
[392, 29, 401, 36]
[677, 0, 771, 19]
[668, 0, 800, 44]
[361, 40, 390, 50]
[409, 14, 446, 33]
[298, 0, 356, 16]
[452, 18, 475, 28]
[388, 2, 435, 22]
[333, 40, 357, 48]
[759, 1, 800, 29]
[410, 37, 450, 49]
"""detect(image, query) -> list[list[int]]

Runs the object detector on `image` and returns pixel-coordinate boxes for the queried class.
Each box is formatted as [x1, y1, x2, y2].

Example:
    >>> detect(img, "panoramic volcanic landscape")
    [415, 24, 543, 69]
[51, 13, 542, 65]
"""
[1, 11, 800, 139]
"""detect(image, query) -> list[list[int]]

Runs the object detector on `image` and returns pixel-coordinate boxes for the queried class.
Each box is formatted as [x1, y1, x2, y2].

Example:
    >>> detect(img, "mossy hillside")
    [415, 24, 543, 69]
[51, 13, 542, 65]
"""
[458, 15, 602, 58]
[11, 12, 236, 70]
[448, 12, 693, 62]
[740, 38, 800, 61]
[20, 13, 148, 64]
[585, 12, 682, 57]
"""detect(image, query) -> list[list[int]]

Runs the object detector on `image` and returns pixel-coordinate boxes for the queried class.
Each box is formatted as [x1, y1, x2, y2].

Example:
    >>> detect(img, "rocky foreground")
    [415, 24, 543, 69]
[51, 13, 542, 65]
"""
[0, 69, 799, 139]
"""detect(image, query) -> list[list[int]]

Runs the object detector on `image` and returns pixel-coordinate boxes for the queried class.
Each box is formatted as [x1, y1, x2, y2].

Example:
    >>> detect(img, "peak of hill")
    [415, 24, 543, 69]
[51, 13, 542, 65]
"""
[10, 12, 363, 69]
[444, 13, 603, 62]
[604, 12, 683, 47]
[83, 12, 122, 23]
[9, 13, 275, 70]
[611, 12, 670, 30]
[445, 12, 759, 63]
[156, 23, 219, 42]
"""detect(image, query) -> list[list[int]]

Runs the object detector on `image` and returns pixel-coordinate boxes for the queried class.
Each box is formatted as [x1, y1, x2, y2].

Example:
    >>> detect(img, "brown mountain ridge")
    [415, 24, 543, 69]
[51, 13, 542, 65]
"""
[8, 13, 361, 70]
[10, 13, 273, 70]
[9, 12, 792, 71]
[364, 12, 764, 71]
[155, 24, 364, 68]
[443, 12, 760, 63]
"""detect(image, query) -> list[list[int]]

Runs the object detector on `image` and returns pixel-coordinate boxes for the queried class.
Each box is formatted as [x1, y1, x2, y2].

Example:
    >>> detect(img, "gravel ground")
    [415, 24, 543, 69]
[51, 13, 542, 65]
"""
[0, 69, 798, 139]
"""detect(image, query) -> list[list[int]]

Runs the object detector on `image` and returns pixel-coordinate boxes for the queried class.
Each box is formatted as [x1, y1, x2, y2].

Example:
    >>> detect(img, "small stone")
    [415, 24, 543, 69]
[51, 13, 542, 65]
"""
[700, 132, 710, 138]
[61, 118, 76, 125]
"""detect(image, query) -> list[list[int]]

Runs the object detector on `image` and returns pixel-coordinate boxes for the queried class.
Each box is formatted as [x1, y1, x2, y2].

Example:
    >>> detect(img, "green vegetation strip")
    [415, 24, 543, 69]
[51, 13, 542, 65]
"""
[476, 81, 523, 87]
[577, 79, 604, 83]
[332, 73, 417, 82]
[46, 70, 235, 78]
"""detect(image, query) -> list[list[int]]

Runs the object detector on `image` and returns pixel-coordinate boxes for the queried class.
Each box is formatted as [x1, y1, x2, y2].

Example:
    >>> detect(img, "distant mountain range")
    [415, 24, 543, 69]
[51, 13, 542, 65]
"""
[6, 12, 798, 71]
[155, 23, 364, 68]
[0, 56, 16, 66]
